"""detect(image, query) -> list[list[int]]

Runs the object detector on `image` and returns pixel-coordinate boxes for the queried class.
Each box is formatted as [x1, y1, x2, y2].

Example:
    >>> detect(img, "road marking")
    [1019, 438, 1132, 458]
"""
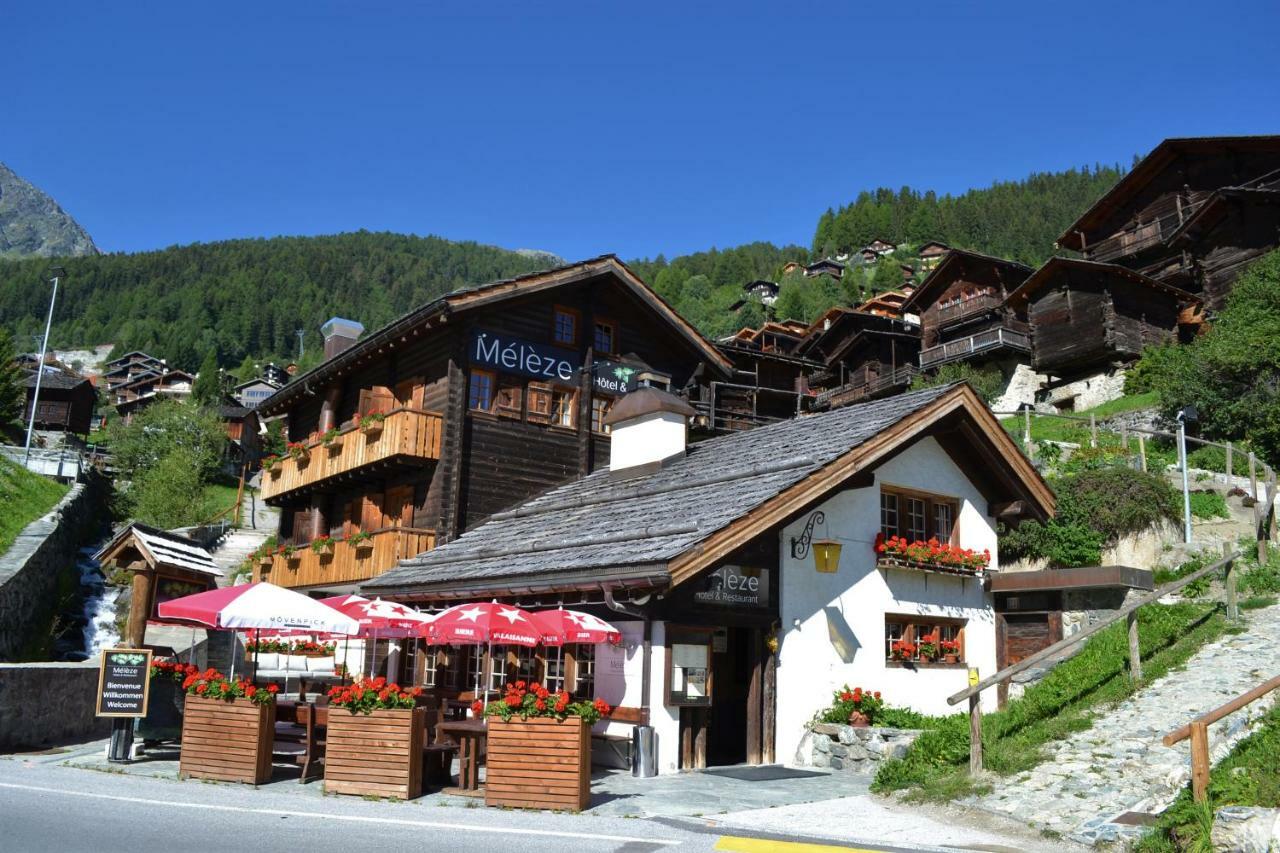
[715, 836, 882, 853]
[0, 781, 680, 845]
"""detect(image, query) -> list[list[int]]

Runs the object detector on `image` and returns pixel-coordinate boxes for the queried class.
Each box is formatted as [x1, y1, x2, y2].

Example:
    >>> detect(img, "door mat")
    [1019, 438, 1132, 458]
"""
[701, 765, 827, 782]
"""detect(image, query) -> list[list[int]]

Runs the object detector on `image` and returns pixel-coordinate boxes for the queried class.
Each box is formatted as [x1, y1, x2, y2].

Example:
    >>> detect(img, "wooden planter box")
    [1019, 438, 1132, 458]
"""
[179, 695, 275, 785]
[485, 716, 591, 811]
[361, 421, 384, 438]
[324, 707, 425, 800]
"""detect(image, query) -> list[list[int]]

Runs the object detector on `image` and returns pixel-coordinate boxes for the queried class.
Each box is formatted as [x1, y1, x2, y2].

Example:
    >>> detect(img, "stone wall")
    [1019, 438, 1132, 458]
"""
[0, 474, 108, 661]
[1062, 587, 1144, 637]
[1037, 367, 1128, 413]
[802, 723, 921, 773]
[0, 661, 111, 750]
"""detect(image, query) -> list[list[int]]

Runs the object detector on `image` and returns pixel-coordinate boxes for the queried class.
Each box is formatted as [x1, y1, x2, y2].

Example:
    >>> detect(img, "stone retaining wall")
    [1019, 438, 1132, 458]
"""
[0, 479, 108, 661]
[0, 661, 111, 750]
[803, 723, 921, 772]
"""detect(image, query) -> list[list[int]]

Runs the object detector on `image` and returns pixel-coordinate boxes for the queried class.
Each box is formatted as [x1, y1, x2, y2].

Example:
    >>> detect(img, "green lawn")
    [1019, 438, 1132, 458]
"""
[0, 457, 70, 556]
[197, 481, 243, 523]
[1001, 392, 1160, 446]
[872, 602, 1229, 801]
[1137, 703, 1280, 852]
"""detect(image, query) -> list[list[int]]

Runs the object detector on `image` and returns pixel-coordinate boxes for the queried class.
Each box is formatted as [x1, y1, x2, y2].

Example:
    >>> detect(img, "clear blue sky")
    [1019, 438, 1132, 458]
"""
[4, 1, 1278, 261]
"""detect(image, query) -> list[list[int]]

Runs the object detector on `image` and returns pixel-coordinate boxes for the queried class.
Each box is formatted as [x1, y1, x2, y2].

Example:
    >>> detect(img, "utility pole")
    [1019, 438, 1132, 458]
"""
[295, 329, 305, 361]
[1177, 406, 1198, 544]
[24, 267, 65, 466]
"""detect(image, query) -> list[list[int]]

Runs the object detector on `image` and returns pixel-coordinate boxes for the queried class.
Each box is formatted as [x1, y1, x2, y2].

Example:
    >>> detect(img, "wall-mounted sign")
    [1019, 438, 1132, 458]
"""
[591, 360, 641, 395]
[668, 640, 711, 706]
[470, 329, 579, 385]
[95, 648, 153, 717]
[693, 565, 770, 609]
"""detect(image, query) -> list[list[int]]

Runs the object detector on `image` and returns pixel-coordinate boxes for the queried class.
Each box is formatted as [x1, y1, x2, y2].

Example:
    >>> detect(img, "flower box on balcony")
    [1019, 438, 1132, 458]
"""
[485, 716, 591, 811]
[361, 422, 384, 438]
[324, 689, 425, 800]
[873, 534, 988, 579]
[876, 555, 985, 579]
[179, 694, 275, 785]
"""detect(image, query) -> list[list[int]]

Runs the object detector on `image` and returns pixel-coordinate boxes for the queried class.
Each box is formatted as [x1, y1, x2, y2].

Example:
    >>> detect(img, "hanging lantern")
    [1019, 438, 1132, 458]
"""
[811, 539, 842, 573]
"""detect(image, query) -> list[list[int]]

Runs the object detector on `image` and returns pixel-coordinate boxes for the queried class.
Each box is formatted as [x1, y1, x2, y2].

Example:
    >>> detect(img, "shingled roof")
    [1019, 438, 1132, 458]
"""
[364, 383, 1052, 600]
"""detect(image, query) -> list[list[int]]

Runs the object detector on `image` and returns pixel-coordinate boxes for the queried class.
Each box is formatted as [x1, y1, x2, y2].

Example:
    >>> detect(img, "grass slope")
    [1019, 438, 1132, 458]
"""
[0, 457, 69, 555]
[872, 602, 1229, 801]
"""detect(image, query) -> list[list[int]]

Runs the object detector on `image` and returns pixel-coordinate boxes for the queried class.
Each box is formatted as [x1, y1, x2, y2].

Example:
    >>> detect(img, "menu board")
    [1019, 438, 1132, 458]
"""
[95, 648, 153, 717]
[667, 636, 712, 707]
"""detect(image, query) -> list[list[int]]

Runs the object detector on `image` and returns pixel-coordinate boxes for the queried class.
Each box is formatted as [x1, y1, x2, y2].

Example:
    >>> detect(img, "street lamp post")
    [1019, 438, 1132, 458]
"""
[1176, 405, 1198, 544]
[23, 267, 65, 466]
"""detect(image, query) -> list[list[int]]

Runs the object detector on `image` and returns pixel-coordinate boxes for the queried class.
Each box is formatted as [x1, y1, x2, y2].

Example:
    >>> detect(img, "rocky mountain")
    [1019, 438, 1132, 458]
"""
[0, 163, 98, 260]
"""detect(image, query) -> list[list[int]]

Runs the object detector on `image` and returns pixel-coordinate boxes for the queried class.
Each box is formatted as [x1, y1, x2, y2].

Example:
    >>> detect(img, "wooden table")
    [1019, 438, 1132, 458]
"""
[438, 718, 487, 795]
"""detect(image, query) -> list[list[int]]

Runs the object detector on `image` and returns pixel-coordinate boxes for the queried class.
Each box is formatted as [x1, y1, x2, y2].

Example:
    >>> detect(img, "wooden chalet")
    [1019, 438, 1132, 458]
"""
[252, 256, 734, 592]
[742, 279, 779, 305]
[23, 369, 95, 435]
[796, 309, 921, 409]
[901, 249, 1033, 371]
[857, 289, 911, 319]
[917, 241, 949, 270]
[1058, 135, 1280, 311]
[103, 351, 167, 392]
[804, 259, 845, 280]
[707, 328, 822, 432]
[112, 369, 195, 423]
[864, 238, 897, 257]
[216, 403, 261, 468]
[781, 261, 804, 276]
[1005, 257, 1198, 378]
[233, 377, 282, 408]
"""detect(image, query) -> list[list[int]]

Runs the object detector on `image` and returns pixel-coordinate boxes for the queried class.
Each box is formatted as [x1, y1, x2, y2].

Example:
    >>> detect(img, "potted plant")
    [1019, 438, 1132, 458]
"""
[139, 660, 197, 743]
[310, 535, 334, 557]
[291, 640, 335, 657]
[324, 678, 426, 800]
[357, 412, 386, 437]
[874, 533, 990, 575]
[319, 427, 342, 454]
[178, 668, 278, 785]
[811, 685, 885, 728]
[918, 633, 940, 663]
[278, 543, 300, 565]
[286, 440, 310, 465]
[890, 640, 917, 662]
[941, 639, 961, 664]
[477, 681, 611, 812]
[262, 454, 281, 476]
[344, 529, 373, 555]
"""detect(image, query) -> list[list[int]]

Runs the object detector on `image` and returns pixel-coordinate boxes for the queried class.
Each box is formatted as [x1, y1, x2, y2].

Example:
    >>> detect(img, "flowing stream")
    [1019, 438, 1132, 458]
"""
[78, 544, 120, 656]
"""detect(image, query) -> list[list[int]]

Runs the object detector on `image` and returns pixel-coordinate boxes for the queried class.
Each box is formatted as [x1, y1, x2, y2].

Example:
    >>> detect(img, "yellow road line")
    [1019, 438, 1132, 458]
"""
[715, 835, 883, 853]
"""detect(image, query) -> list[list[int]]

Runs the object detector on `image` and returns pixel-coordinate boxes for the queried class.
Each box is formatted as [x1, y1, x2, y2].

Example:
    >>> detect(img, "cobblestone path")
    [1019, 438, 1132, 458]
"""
[964, 603, 1280, 846]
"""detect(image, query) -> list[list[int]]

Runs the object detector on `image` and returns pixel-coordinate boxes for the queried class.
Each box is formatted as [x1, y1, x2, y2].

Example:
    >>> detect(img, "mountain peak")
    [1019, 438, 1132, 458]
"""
[0, 162, 98, 259]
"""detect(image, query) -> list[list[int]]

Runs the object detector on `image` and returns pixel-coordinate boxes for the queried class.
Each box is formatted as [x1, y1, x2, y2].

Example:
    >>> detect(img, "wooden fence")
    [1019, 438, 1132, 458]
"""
[1163, 675, 1280, 802]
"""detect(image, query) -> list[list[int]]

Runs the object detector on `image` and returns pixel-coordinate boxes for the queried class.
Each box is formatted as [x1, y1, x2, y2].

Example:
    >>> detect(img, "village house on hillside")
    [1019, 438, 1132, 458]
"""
[796, 308, 921, 410]
[111, 367, 195, 423]
[711, 323, 821, 433]
[917, 240, 949, 271]
[252, 256, 738, 593]
[804, 258, 846, 280]
[1057, 134, 1280, 312]
[364, 383, 1053, 773]
[22, 368, 95, 436]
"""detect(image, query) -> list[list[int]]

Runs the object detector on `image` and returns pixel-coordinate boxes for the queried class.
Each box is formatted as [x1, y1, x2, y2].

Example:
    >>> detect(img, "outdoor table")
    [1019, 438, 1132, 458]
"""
[438, 718, 487, 794]
[443, 699, 470, 721]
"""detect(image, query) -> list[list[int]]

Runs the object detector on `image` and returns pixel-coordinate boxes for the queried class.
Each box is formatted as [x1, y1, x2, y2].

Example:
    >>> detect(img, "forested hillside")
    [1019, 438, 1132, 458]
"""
[0, 232, 553, 371]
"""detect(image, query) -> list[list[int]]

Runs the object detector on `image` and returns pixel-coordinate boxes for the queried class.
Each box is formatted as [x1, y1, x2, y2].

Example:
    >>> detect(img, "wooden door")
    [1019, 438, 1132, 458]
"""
[394, 377, 425, 409]
[384, 485, 413, 529]
[1002, 614, 1057, 665]
[361, 493, 385, 530]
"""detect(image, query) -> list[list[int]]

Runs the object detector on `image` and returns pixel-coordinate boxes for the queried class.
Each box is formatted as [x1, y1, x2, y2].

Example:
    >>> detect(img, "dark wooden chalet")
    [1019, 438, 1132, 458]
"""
[917, 241, 949, 270]
[795, 309, 921, 409]
[1005, 257, 1198, 378]
[216, 403, 261, 468]
[856, 289, 911, 318]
[900, 249, 1033, 371]
[1058, 135, 1280, 311]
[23, 370, 95, 435]
[252, 256, 734, 591]
[804, 259, 845, 279]
[864, 238, 897, 256]
[112, 369, 195, 423]
[103, 351, 166, 391]
[702, 340, 821, 433]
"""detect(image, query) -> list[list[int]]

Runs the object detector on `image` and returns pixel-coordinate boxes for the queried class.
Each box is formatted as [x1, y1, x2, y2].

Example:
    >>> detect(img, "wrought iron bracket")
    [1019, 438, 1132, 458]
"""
[790, 510, 825, 560]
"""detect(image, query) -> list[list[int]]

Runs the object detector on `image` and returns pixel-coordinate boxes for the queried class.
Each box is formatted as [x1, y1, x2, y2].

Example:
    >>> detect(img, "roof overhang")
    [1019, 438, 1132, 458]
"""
[991, 565, 1154, 594]
[258, 256, 733, 417]
[363, 564, 670, 603]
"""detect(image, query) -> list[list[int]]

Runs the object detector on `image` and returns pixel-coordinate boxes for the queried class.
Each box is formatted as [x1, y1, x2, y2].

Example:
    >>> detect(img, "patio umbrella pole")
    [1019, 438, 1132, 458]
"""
[253, 628, 260, 683]
[229, 631, 236, 681]
[189, 627, 196, 666]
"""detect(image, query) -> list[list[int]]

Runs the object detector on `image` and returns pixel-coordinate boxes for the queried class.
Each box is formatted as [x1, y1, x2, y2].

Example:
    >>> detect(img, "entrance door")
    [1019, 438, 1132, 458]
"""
[707, 626, 753, 766]
[1001, 613, 1062, 665]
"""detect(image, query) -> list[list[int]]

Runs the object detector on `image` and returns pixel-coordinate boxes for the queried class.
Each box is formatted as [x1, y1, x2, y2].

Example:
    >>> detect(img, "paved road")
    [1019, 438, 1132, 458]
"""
[0, 758, 931, 853]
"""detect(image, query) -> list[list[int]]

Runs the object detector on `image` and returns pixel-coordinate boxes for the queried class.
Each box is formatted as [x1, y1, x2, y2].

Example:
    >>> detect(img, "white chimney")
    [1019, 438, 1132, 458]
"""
[603, 388, 696, 474]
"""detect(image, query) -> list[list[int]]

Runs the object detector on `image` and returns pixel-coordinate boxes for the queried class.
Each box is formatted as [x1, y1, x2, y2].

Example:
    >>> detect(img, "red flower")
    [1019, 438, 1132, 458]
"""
[266, 684, 279, 694]
[195, 683, 207, 695]
[471, 700, 484, 715]
[534, 699, 547, 711]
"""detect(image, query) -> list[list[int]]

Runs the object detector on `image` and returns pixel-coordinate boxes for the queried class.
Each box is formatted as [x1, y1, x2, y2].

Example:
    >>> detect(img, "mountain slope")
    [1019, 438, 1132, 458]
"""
[0, 163, 98, 259]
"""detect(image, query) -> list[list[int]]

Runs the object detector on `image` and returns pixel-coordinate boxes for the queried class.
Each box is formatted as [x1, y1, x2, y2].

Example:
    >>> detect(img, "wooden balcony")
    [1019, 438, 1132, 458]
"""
[934, 292, 1003, 327]
[920, 326, 1030, 369]
[815, 365, 917, 409]
[260, 408, 443, 502]
[253, 527, 436, 589]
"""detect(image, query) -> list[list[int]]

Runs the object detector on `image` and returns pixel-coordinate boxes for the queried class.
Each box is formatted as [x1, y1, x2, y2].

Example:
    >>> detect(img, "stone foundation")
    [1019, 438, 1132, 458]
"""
[803, 723, 921, 772]
[1037, 367, 1127, 413]
[0, 661, 111, 750]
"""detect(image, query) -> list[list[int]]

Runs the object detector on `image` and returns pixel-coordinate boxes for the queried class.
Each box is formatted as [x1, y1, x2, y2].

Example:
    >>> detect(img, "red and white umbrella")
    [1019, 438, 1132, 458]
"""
[156, 582, 361, 635]
[320, 594, 434, 638]
[530, 609, 621, 646]
[426, 602, 541, 646]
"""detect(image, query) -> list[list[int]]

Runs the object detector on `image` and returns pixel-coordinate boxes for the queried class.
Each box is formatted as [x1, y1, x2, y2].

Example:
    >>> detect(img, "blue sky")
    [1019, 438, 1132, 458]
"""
[4, 1, 1278, 261]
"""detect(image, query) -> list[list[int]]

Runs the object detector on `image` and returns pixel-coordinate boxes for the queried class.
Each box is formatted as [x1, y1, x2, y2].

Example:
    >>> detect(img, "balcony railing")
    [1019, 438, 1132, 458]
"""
[253, 527, 436, 589]
[815, 365, 917, 408]
[933, 292, 1003, 327]
[261, 408, 443, 501]
[920, 326, 1030, 369]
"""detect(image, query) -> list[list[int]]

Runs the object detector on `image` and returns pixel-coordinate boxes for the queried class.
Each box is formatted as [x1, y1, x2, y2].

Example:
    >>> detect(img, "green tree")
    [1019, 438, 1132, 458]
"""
[910, 362, 1006, 405]
[871, 257, 903, 293]
[126, 450, 206, 528]
[1135, 249, 1280, 465]
[0, 327, 23, 432]
[106, 398, 226, 484]
[191, 349, 222, 404]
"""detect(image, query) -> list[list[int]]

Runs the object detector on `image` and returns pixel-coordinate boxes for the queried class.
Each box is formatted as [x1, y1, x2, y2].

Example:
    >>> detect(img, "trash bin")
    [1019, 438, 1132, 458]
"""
[632, 725, 657, 777]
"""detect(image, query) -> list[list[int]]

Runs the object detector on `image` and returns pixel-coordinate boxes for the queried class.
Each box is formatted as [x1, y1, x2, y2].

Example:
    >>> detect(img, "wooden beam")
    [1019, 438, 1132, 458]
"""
[968, 695, 982, 775]
[1189, 721, 1210, 803]
[1127, 610, 1142, 682]
[988, 500, 1027, 518]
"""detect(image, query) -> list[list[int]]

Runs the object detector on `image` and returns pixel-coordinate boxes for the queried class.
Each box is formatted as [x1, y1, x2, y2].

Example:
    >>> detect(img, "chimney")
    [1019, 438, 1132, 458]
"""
[603, 387, 696, 474]
[321, 317, 365, 360]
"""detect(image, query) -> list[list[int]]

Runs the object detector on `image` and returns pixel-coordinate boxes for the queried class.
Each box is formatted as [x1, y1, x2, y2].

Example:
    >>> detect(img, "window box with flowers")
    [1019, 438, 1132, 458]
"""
[178, 668, 278, 785]
[886, 616, 966, 668]
[278, 543, 300, 566]
[286, 440, 310, 465]
[477, 681, 612, 811]
[324, 678, 426, 800]
[310, 535, 334, 557]
[262, 455, 282, 477]
[319, 428, 343, 454]
[344, 529, 373, 555]
[874, 533, 990, 578]
[356, 412, 386, 437]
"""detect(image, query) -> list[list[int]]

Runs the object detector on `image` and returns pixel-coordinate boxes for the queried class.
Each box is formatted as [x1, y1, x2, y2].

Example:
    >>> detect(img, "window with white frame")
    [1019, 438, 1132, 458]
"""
[544, 651, 566, 693]
[570, 644, 595, 695]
